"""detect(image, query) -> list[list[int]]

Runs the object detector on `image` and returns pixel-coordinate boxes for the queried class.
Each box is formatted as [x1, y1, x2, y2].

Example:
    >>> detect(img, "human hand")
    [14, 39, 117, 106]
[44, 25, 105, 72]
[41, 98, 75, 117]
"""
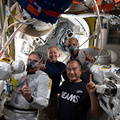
[19, 77, 32, 101]
[83, 51, 95, 63]
[40, 61, 47, 70]
[86, 74, 97, 94]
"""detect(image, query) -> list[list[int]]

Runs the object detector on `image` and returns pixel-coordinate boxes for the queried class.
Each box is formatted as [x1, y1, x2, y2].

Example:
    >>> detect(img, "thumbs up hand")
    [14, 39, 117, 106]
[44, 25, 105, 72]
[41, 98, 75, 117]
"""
[83, 51, 95, 63]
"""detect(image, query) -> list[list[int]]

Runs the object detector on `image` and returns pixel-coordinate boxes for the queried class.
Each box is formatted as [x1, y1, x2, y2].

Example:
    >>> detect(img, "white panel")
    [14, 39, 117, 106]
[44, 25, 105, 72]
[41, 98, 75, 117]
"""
[96, 17, 120, 66]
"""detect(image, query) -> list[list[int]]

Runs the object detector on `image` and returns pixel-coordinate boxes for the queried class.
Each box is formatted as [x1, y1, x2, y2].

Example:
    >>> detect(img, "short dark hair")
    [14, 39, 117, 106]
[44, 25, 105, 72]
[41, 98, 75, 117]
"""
[67, 37, 78, 43]
[67, 59, 81, 67]
[29, 51, 43, 60]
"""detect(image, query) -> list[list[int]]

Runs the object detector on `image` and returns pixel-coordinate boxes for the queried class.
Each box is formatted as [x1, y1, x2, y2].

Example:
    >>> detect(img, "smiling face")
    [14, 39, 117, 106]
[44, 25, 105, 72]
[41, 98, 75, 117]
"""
[48, 46, 60, 63]
[66, 60, 82, 83]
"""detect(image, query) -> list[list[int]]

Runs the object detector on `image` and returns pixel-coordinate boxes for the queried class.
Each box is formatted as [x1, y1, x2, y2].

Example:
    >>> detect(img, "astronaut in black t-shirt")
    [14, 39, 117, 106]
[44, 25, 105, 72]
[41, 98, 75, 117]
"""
[59, 59, 103, 120]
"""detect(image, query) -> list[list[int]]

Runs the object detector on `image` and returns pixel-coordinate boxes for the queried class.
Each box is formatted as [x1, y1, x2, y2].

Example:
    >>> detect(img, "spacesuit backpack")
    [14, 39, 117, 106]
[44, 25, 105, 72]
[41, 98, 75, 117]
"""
[16, 0, 72, 23]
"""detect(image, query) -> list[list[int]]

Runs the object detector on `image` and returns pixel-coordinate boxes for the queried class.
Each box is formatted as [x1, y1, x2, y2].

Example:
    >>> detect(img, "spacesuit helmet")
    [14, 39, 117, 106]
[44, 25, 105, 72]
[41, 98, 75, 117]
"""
[94, 49, 117, 65]
[95, 54, 111, 65]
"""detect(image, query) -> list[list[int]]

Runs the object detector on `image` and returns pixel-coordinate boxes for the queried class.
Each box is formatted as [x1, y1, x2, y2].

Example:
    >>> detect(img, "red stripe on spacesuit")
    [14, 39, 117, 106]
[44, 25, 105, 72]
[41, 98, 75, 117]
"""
[72, 0, 81, 4]
[41, 9, 61, 17]
[28, 0, 34, 3]
[27, 2, 62, 17]
[26, 4, 40, 16]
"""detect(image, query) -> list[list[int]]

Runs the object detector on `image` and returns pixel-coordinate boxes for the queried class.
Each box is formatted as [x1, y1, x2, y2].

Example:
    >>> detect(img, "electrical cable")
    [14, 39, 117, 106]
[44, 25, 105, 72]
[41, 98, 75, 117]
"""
[5, 21, 20, 30]
[8, 0, 37, 25]
[0, 23, 23, 57]
[0, 0, 41, 57]
[62, 0, 103, 72]
[80, 0, 103, 73]
[0, 2, 18, 46]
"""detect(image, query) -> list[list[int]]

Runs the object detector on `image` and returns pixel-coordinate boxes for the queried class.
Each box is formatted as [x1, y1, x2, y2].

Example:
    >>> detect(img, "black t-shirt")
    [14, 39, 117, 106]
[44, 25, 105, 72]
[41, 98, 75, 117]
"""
[42, 60, 66, 94]
[59, 80, 90, 120]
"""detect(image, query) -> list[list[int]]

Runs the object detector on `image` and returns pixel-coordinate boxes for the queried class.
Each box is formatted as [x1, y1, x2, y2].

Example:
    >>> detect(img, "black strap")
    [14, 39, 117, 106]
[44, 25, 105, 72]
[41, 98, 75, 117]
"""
[0, 115, 6, 120]
[4, 103, 37, 111]
[27, 96, 34, 103]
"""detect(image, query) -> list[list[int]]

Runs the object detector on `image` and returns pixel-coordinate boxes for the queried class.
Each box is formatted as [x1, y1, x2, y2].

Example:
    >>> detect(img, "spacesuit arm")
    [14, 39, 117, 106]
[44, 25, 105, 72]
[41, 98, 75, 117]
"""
[29, 73, 52, 109]
[0, 59, 25, 80]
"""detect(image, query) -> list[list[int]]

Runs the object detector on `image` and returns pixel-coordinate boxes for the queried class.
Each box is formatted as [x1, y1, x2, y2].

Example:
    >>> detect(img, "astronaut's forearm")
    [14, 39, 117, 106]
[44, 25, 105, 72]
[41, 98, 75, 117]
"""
[29, 96, 49, 109]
